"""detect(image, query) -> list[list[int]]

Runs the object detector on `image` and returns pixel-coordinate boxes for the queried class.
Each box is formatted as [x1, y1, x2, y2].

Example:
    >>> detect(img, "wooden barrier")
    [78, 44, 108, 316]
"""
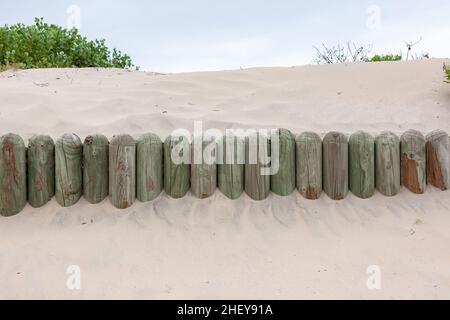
[296, 132, 322, 200]
[136, 133, 163, 202]
[426, 130, 450, 190]
[245, 132, 270, 200]
[349, 131, 375, 199]
[109, 134, 136, 209]
[271, 128, 295, 196]
[1, 129, 449, 216]
[217, 134, 244, 199]
[375, 131, 400, 196]
[55, 133, 83, 207]
[323, 132, 348, 200]
[191, 136, 217, 199]
[83, 134, 109, 204]
[400, 130, 426, 194]
[27, 135, 55, 208]
[0, 134, 26, 216]
[164, 135, 190, 199]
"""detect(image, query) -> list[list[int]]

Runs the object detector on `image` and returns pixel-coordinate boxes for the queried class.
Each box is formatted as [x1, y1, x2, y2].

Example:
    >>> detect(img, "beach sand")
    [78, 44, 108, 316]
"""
[0, 59, 449, 299]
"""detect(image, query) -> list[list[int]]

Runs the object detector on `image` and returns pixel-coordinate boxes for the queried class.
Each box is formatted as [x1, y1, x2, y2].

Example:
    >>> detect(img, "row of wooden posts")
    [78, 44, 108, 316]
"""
[0, 129, 448, 217]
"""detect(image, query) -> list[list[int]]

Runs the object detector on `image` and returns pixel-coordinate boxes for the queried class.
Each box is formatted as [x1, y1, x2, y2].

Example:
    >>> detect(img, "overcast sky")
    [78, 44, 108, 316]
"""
[1, 0, 449, 72]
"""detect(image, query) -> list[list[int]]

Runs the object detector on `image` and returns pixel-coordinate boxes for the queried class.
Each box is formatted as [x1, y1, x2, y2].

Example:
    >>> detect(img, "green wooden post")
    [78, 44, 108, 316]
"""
[271, 128, 295, 196]
[426, 129, 449, 190]
[245, 132, 270, 200]
[349, 131, 375, 199]
[375, 131, 400, 196]
[323, 131, 348, 200]
[164, 134, 190, 198]
[296, 132, 322, 200]
[27, 135, 55, 208]
[217, 134, 244, 199]
[0, 134, 26, 216]
[55, 133, 83, 207]
[109, 134, 136, 209]
[136, 133, 163, 202]
[400, 130, 426, 194]
[83, 134, 109, 204]
[191, 136, 217, 199]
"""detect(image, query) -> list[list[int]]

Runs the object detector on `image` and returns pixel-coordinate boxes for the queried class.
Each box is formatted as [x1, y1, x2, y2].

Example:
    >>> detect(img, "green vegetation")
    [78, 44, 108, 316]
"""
[0, 18, 133, 70]
[445, 64, 450, 81]
[366, 54, 402, 62]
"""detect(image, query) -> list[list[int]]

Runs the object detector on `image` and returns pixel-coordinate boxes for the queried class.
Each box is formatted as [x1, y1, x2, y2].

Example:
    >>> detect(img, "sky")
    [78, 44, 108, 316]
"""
[1, 0, 449, 72]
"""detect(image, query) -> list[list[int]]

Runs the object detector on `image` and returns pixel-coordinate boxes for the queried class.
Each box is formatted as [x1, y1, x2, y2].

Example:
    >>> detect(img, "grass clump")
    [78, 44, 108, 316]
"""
[366, 54, 402, 62]
[445, 64, 450, 81]
[0, 18, 133, 70]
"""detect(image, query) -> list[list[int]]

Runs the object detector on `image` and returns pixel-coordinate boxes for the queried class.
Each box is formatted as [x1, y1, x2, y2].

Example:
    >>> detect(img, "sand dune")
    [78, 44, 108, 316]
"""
[0, 59, 450, 299]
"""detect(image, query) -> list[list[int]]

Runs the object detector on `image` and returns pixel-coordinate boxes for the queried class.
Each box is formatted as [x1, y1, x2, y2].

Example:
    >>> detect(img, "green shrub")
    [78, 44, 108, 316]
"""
[446, 65, 450, 81]
[0, 18, 133, 70]
[366, 54, 402, 62]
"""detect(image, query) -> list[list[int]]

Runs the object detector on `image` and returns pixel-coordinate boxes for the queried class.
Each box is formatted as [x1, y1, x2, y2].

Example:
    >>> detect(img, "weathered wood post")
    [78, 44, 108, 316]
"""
[245, 131, 270, 200]
[55, 133, 83, 207]
[271, 128, 295, 196]
[375, 131, 400, 196]
[426, 130, 450, 190]
[164, 134, 190, 198]
[349, 131, 375, 199]
[217, 133, 244, 199]
[27, 135, 55, 208]
[295, 132, 322, 200]
[323, 132, 348, 200]
[136, 133, 163, 202]
[0, 134, 26, 216]
[400, 130, 426, 194]
[109, 134, 136, 209]
[83, 134, 109, 204]
[191, 135, 217, 199]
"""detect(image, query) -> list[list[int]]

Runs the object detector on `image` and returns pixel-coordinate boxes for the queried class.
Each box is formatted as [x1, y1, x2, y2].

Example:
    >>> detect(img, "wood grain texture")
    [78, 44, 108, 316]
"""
[27, 135, 55, 208]
[55, 133, 83, 207]
[375, 131, 400, 196]
[245, 132, 270, 200]
[191, 136, 217, 199]
[0, 134, 26, 216]
[217, 134, 244, 199]
[136, 133, 163, 202]
[426, 130, 449, 190]
[83, 134, 109, 204]
[400, 129, 426, 194]
[323, 131, 348, 200]
[271, 128, 295, 196]
[349, 131, 375, 199]
[164, 135, 190, 199]
[109, 134, 136, 209]
[295, 132, 322, 200]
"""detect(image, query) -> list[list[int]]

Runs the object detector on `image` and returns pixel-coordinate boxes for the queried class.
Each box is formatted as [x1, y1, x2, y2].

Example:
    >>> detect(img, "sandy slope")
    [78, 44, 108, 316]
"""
[0, 59, 449, 299]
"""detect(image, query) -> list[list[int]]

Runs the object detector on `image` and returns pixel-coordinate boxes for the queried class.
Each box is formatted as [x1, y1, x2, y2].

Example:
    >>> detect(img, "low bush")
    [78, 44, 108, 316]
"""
[366, 54, 402, 62]
[0, 18, 133, 70]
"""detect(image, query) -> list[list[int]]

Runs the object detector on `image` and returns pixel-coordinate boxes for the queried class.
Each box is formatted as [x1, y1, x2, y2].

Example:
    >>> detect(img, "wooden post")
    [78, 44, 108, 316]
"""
[245, 131, 270, 200]
[27, 135, 55, 208]
[400, 130, 426, 194]
[164, 134, 190, 199]
[426, 129, 450, 190]
[349, 131, 375, 199]
[55, 133, 83, 207]
[375, 131, 400, 196]
[295, 132, 322, 200]
[191, 136, 217, 199]
[0, 134, 26, 216]
[109, 134, 136, 209]
[323, 131, 348, 200]
[136, 133, 163, 202]
[217, 134, 244, 199]
[271, 128, 295, 196]
[83, 134, 109, 204]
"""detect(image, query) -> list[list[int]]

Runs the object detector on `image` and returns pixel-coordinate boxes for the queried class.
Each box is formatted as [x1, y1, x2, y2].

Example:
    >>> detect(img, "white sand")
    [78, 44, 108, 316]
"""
[0, 59, 450, 299]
